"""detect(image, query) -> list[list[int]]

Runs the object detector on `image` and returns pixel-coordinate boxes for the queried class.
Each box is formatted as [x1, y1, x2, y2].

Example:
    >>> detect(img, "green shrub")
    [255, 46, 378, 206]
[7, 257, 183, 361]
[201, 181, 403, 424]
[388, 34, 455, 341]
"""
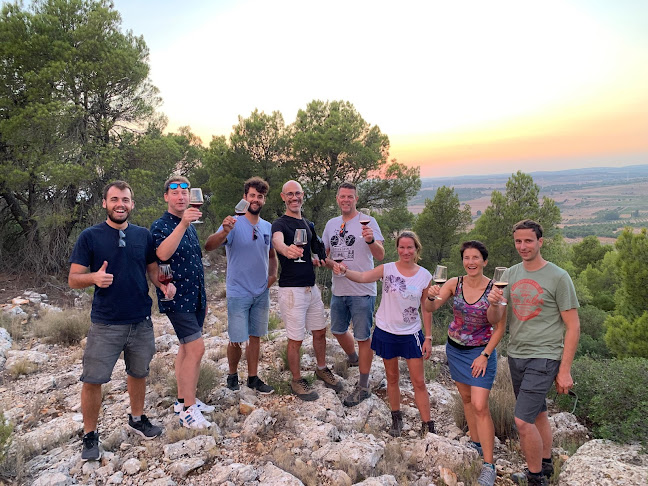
[0, 412, 13, 463]
[268, 312, 283, 331]
[560, 357, 648, 445]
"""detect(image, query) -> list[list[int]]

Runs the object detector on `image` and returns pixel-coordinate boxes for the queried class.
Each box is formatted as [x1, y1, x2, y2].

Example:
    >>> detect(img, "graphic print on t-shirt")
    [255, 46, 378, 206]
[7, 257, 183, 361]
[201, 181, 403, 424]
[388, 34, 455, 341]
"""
[511, 278, 545, 321]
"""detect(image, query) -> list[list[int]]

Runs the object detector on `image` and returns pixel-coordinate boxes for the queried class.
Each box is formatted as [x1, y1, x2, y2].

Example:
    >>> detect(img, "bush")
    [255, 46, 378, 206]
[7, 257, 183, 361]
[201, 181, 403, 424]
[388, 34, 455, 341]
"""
[560, 357, 648, 445]
[33, 310, 91, 345]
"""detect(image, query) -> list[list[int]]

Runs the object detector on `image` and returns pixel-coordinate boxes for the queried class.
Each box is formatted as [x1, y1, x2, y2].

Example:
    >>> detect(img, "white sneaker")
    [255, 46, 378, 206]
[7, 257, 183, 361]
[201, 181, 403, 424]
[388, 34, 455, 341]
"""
[173, 398, 215, 415]
[178, 404, 212, 429]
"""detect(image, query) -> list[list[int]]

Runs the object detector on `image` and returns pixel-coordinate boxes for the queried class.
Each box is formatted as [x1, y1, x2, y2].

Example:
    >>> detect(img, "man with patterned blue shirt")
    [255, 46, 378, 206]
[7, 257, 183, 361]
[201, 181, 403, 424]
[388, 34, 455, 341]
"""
[151, 176, 214, 430]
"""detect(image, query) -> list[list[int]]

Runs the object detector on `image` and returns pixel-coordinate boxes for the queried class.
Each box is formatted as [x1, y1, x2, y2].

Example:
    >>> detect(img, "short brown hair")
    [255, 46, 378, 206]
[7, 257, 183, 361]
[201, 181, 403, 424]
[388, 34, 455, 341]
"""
[337, 182, 357, 194]
[244, 177, 269, 196]
[103, 180, 133, 200]
[164, 175, 190, 193]
[513, 219, 543, 239]
[396, 230, 423, 262]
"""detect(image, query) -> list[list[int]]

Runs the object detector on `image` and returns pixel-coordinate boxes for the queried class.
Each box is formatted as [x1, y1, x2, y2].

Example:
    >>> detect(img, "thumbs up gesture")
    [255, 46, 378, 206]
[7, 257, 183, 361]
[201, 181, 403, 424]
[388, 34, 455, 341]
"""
[94, 261, 114, 288]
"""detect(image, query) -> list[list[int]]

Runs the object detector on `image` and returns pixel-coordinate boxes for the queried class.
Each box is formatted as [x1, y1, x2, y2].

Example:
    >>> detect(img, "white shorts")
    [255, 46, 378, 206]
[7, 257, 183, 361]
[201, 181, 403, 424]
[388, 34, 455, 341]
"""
[278, 286, 328, 341]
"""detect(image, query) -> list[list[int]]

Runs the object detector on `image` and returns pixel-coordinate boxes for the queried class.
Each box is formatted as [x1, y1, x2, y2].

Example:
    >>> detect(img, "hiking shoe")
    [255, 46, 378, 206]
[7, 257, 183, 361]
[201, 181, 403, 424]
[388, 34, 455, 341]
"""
[389, 410, 403, 437]
[248, 376, 275, 395]
[315, 367, 343, 392]
[81, 431, 101, 461]
[477, 464, 497, 486]
[291, 378, 319, 401]
[343, 385, 371, 407]
[128, 414, 162, 439]
[420, 420, 435, 437]
[173, 398, 215, 415]
[227, 373, 240, 391]
[542, 460, 554, 479]
[179, 404, 212, 429]
[512, 469, 548, 486]
[469, 440, 484, 457]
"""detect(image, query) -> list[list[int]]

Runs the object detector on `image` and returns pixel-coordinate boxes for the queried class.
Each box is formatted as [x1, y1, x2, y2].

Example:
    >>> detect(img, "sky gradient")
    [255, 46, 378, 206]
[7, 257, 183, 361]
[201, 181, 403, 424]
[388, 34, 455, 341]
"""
[112, 0, 648, 178]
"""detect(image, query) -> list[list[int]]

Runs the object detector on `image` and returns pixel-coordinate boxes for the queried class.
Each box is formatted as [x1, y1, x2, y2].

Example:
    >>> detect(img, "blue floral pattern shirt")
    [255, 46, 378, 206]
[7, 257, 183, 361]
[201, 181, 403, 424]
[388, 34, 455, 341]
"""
[151, 211, 206, 313]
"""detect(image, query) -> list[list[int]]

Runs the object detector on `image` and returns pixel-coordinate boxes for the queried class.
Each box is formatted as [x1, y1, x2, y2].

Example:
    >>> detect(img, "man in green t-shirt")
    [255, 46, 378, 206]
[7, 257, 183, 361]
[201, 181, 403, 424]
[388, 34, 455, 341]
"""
[488, 220, 580, 486]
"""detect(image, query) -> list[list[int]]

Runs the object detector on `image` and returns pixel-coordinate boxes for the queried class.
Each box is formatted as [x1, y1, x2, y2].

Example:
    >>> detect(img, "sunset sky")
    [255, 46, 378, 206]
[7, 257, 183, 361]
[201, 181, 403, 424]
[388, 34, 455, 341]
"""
[112, 0, 648, 178]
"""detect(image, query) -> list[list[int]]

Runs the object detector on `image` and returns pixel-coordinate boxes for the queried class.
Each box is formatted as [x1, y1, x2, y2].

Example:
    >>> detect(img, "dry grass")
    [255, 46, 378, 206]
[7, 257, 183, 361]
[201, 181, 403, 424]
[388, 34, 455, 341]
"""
[271, 447, 318, 486]
[8, 359, 38, 379]
[264, 366, 292, 396]
[0, 313, 27, 341]
[374, 442, 412, 484]
[33, 309, 90, 345]
[268, 312, 283, 331]
[332, 356, 350, 379]
[206, 344, 227, 362]
[165, 361, 221, 402]
[452, 359, 517, 441]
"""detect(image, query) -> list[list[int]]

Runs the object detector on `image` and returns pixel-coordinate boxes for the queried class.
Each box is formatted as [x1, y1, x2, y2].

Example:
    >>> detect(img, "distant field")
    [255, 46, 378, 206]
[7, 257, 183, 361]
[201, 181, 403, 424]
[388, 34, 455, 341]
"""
[410, 166, 648, 240]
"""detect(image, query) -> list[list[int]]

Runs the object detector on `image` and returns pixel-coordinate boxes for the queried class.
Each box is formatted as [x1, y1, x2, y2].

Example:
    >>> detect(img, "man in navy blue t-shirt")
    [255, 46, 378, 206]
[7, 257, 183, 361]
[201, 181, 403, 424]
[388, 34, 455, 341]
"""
[69, 181, 174, 461]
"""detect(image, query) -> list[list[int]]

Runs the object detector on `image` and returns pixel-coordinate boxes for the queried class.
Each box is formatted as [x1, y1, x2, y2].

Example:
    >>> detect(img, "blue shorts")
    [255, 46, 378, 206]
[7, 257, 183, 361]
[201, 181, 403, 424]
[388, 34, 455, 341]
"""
[166, 308, 206, 344]
[446, 341, 497, 390]
[508, 357, 561, 424]
[80, 318, 155, 384]
[330, 295, 375, 341]
[370, 326, 424, 360]
[227, 289, 270, 343]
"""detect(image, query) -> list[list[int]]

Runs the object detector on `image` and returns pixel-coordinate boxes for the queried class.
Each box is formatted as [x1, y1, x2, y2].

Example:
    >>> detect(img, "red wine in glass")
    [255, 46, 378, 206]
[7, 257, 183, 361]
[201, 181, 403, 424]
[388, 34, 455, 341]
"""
[359, 208, 371, 226]
[189, 188, 204, 224]
[234, 199, 250, 217]
[158, 264, 173, 301]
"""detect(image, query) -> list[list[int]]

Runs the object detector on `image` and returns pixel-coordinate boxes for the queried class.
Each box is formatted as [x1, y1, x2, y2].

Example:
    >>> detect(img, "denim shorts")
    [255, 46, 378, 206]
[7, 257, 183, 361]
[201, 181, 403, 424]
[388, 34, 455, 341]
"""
[330, 294, 375, 341]
[166, 307, 206, 344]
[508, 357, 561, 424]
[278, 286, 327, 341]
[80, 318, 155, 384]
[227, 289, 270, 343]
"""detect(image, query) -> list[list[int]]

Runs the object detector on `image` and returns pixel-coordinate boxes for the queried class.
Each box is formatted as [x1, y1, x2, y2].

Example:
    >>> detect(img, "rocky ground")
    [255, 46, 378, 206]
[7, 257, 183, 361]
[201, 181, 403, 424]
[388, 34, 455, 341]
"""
[0, 261, 647, 486]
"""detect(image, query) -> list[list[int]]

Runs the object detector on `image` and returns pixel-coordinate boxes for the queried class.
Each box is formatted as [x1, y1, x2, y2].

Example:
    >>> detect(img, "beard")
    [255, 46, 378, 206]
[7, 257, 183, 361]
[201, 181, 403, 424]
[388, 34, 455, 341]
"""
[248, 203, 262, 215]
[107, 208, 130, 224]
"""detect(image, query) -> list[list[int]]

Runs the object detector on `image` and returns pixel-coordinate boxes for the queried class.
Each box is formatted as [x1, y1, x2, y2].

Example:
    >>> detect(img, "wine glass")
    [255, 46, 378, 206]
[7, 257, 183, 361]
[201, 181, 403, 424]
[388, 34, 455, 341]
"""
[158, 264, 173, 301]
[358, 208, 371, 226]
[330, 248, 345, 276]
[432, 265, 447, 300]
[234, 199, 250, 217]
[189, 188, 204, 224]
[493, 267, 508, 306]
[293, 228, 307, 263]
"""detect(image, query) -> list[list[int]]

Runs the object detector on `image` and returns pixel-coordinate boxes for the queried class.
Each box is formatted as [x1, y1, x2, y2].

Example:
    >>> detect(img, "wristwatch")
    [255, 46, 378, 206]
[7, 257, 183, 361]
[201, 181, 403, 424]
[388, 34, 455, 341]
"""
[480, 351, 490, 358]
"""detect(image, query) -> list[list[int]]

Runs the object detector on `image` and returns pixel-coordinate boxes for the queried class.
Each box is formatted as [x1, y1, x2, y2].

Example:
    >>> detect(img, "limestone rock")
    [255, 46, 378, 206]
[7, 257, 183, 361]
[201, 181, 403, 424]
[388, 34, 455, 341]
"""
[353, 475, 399, 486]
[5, 349, 49, 369]
[241, 408, 274, 441]
[31, 471, 73, 486]
[210, 463, 259, 483]
[163, 435, 217, 461]
[549, 412, 589, 446]
[410, 434, 478, 472]
[311, 435, 384, 476]
[168, 457, 205, 477]
[258, 462, 304, 485]
[121, 457, 141, 475]
[559, 439, 648, 485]
[15, 414, 82, 455]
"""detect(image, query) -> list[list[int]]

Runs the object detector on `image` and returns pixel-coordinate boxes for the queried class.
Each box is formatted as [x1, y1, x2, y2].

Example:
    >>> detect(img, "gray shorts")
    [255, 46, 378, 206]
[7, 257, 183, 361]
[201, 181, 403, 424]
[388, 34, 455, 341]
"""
[80, 318, 156, 384]
[508, 357, 561, 424]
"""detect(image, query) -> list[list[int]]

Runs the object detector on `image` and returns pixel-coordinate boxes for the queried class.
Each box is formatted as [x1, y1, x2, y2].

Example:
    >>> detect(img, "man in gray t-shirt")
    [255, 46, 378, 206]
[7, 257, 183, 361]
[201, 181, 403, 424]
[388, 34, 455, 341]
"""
[323, 182, 384, 407]
[488, 219, 580, 486]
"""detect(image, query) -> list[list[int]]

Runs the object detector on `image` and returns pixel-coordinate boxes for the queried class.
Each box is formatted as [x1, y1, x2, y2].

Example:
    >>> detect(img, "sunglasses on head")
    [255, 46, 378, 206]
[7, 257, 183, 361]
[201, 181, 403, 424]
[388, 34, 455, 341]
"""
[168, 182, 189, 190]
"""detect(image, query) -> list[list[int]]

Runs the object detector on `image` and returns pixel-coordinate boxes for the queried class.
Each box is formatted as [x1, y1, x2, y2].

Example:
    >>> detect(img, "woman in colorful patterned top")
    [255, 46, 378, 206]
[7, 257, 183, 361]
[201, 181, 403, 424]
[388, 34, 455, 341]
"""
[424, 241, 505, 486]
[334, 231, 434, 437]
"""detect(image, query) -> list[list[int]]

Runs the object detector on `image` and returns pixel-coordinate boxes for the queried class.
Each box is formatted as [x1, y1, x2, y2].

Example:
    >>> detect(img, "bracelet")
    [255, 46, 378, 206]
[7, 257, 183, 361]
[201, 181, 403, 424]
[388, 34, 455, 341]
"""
[366, 238, 375, 244]
[425, 336, 432, 340]
[480, 351, 490, 358]
[426, 296, 435, 302]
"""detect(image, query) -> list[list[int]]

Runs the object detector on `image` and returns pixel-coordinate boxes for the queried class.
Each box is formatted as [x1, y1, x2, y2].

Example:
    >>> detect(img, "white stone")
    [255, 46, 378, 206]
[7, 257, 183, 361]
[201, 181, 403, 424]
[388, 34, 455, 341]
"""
[31, 471, 73, 486]
[560, 439, 648, 485]
[121, 457, 141, 475]
[14, 414, 82, 455]
[107, 471, 124, 484]
[163, 435, 217, 460]
[353, 475, 399, 486]
[258, 462, 304, 485]
[168, 457, 204, 477]
[311, 435, 384, 476]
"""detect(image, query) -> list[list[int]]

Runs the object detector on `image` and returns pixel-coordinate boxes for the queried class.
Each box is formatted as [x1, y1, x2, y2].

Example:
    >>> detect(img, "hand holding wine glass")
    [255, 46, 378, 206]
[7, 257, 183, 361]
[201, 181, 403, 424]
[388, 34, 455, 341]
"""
[293, 228, 307, 263]
[158, 264, 173, 301]
[493, 267, 508, 306]
[189, 188, 204, 224]
[330, 248, 345, 276]
[234, 199, 250, 217]
[432, 265, 447, 300]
